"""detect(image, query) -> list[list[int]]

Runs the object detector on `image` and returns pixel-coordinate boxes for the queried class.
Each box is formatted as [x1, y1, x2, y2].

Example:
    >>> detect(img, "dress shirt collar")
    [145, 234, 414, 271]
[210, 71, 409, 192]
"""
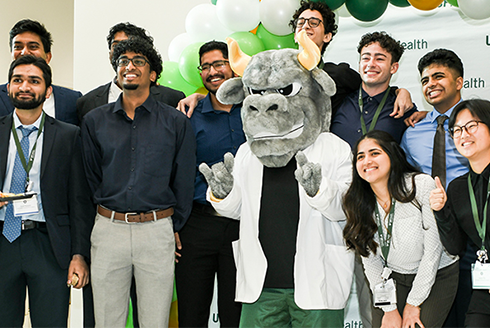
[13, 110, 43, 130]
[427, 99, 463, 124]
[109, 77, 122, 103]
[470, 162, 490, 182]
[112, 92, 156, 115]
[360, 86, 390, 103]
[200, 93, 239, 114]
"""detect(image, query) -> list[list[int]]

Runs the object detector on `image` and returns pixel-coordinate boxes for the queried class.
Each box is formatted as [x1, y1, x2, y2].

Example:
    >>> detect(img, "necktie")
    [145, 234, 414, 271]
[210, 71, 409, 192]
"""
[3, 126, 37, 242]
[432, 115, 448, 189]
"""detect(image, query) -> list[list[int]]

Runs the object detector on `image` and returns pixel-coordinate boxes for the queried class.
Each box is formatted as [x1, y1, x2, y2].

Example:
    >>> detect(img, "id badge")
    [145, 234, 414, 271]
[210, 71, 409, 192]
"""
[374, 278, 397, 307]
[471, 262, 490, 289]
[13, 195, 39, 216]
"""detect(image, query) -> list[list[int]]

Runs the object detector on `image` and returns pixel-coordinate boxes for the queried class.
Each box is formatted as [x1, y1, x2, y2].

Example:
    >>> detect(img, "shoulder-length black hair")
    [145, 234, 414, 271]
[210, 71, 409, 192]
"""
[343, 130, 420, 257]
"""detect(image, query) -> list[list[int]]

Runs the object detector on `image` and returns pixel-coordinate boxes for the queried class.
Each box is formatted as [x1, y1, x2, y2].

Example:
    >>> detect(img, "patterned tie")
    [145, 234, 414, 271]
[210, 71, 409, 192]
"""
[432, 115, 448, 189]
[3, 126, 37, 242]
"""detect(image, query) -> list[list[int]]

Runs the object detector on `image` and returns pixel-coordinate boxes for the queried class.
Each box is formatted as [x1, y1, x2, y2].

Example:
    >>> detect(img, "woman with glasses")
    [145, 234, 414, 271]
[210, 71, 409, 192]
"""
[343, 130, 458, 328]
[431, 99, 490, 327]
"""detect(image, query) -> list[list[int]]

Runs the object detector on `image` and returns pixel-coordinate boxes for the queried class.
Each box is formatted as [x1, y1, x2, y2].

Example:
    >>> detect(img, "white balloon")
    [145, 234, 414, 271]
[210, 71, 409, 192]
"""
[185, 4, 234, 42]
[216, 0, 261, 32]
[336, 4, 351, 18]
[168, 33, 192, 62]
[260, 0, 301, 36]
[458, 0, 490, 20]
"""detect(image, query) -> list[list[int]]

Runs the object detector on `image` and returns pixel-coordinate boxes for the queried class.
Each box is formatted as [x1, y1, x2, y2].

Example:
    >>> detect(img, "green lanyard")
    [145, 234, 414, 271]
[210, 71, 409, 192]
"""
[358, 87, 390, 135]
[467, 174, 489, 253]
[374, 199, 396, 262]
[11, 112, 45, 190]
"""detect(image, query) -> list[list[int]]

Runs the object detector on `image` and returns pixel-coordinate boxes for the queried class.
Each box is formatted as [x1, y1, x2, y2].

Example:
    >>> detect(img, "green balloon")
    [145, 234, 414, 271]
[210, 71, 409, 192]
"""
[256, 24, 298, 50]
[310, 0, 345, 10]
[162, 61, 200, 96]
[446, 0, 458, 7]
[178, 42, 204, 88]
[211, 0, 217, 4]
[228, 32, 265, 56]
[389, 0, 410, 7]
[345, 0, 388, 22]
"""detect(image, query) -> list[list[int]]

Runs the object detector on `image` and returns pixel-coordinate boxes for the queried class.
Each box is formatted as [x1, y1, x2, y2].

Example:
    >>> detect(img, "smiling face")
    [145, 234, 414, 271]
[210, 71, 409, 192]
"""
[421, 64, 463, 113]
[356, 138, 391, 187]
[359, 42, 398, 91]
[453, 109, 490, 166]
[11, 31, 52, 63]
[8, 64, 52, 111]
[200, 49, 234, 95]
[116, 51, 156, 91]
[294, 9, 331, 52]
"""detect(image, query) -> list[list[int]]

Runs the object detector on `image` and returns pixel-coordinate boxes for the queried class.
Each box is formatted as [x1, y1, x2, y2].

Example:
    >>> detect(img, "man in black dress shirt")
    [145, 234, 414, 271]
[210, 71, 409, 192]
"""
[81, 38, 196, 327]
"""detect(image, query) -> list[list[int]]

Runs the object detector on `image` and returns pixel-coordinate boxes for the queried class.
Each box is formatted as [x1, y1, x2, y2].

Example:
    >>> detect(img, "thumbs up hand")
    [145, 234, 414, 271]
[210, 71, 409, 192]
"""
[430, 176, 447, 211]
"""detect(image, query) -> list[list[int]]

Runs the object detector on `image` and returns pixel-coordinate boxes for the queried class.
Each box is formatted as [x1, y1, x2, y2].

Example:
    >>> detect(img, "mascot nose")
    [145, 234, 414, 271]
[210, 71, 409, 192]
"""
[249, 103, 279, 113]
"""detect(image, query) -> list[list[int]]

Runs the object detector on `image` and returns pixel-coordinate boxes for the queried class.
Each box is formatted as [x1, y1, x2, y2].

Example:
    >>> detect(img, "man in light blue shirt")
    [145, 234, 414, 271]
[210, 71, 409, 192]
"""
[400, 48, 471, 328]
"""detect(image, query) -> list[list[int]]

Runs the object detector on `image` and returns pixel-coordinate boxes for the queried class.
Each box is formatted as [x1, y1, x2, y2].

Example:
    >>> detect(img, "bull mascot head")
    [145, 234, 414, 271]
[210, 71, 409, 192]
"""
[216, 30, 336, 168]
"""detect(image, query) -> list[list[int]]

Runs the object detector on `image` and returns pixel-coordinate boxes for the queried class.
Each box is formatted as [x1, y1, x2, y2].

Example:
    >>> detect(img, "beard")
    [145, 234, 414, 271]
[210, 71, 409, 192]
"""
[123, 83, 139, 90]
[9, 91, 46, 110]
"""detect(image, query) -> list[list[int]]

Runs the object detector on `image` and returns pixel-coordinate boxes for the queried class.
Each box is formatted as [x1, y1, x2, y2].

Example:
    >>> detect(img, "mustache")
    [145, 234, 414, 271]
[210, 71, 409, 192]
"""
[15, 91, 35, 97]
[206, 73, 225, 83]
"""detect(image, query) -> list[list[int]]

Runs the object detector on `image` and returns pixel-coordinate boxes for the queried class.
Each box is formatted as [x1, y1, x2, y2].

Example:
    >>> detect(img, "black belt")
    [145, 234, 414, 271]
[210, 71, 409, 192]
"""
[0, 220, 46, 231]
[192, 202, 222, 217]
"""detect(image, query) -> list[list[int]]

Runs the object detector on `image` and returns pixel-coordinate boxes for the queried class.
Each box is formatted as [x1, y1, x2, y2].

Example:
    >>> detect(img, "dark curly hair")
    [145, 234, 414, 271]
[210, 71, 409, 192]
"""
[111, 38, 162, 87]
[343, 130, 420, 257]
[357, 31, 404, 64]
[8, 55, 52, 89]
[106, 22, 154, 50]
[9, 19, 53, 54]
[418, 48, 463, 78]
[289, 0, 337, 54]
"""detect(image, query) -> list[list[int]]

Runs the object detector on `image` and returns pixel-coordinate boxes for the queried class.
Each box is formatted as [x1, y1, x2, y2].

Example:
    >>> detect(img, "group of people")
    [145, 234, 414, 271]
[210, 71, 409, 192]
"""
[0, 1, 489, 328]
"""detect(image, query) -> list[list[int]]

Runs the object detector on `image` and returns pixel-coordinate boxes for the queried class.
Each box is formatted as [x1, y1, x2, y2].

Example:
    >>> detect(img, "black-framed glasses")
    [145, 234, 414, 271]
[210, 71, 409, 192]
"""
[449, 120, 484, 138]
[198, 60, 229, 72]
[117, 56, 149, 67]
[294, 17, 323, 28]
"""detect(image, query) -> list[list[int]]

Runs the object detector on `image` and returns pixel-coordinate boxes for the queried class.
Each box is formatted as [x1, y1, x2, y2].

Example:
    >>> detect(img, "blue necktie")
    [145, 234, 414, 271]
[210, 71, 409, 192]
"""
[3, 126, 37, 242]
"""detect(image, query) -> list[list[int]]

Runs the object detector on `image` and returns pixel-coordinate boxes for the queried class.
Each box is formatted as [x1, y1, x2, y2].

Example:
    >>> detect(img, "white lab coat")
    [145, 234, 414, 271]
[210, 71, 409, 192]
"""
[207, 133, 355, 310]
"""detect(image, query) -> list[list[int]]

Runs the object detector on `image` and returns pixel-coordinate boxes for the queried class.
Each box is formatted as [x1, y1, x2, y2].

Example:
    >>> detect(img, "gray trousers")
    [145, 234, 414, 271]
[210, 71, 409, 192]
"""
[90, 213, 175, 327]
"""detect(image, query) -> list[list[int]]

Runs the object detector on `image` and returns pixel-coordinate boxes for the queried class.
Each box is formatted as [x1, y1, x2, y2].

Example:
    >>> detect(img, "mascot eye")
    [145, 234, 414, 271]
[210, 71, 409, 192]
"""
[249, 88, 267, 95]
[277, 83, 301, 97]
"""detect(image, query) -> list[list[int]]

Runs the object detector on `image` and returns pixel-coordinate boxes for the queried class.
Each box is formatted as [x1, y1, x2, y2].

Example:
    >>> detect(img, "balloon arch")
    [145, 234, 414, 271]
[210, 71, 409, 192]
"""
[159, 0, 490, 95]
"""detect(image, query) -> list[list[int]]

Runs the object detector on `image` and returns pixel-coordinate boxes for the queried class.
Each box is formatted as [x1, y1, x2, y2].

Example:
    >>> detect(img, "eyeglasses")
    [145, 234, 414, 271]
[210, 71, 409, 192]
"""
[294, 17, 323, 29]
[198, 60, 229, 72]
[117, 56, 149, 67]
[449, 120, 484, 138]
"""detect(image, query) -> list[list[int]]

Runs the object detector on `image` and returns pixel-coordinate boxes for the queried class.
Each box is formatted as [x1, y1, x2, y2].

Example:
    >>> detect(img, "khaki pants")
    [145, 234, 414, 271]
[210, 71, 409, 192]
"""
[90, 213, 175, 327]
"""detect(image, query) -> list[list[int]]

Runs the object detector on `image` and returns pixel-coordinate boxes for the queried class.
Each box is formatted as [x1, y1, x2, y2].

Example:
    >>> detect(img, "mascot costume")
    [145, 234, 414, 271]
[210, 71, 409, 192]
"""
[200, 30, 355, 327]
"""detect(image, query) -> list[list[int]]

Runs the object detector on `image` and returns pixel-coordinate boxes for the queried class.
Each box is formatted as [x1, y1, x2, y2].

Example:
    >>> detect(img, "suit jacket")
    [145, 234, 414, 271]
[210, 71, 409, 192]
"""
[0, 83, 82, 126]
[0, 113, 94, 269]
[76, 82, 186, 122]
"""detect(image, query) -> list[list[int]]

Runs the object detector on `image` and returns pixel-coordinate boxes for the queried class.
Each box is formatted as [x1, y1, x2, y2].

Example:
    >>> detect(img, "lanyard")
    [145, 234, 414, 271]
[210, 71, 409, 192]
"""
[467, 174, 490, 253]
[11, 112, 45, 189]
[374, 199, 396, 262]
[358, 87, 390, 135]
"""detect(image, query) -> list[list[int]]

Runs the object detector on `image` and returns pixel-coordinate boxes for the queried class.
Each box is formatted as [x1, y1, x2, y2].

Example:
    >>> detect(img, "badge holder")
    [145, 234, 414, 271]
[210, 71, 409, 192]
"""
[472, 248, 490, 289]
[374, 267, 397, 307]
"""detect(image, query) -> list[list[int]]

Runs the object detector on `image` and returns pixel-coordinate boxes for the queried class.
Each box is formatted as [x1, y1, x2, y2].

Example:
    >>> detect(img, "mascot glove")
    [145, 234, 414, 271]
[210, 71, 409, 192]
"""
[294, 151, 322, 198]
[199, 152, 235, 200]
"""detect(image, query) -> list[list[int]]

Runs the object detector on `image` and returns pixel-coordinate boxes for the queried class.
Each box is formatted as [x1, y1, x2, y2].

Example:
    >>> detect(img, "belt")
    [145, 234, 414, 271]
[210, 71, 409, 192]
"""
[192, 201, 222, 217]
[0, 220, 46, 231]
[97, 206, 174, 223]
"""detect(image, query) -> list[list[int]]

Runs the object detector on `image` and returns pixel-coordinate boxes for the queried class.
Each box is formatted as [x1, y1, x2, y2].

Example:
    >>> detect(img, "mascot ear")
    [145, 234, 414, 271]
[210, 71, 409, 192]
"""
[216, 77, 246, 105]
[311, 69, 336, 97]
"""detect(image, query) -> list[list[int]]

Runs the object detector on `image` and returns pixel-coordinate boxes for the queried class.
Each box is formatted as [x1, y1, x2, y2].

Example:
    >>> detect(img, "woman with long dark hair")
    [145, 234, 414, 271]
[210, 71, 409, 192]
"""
[343, 130, 458, 328]
[431, 99, 490, 326]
